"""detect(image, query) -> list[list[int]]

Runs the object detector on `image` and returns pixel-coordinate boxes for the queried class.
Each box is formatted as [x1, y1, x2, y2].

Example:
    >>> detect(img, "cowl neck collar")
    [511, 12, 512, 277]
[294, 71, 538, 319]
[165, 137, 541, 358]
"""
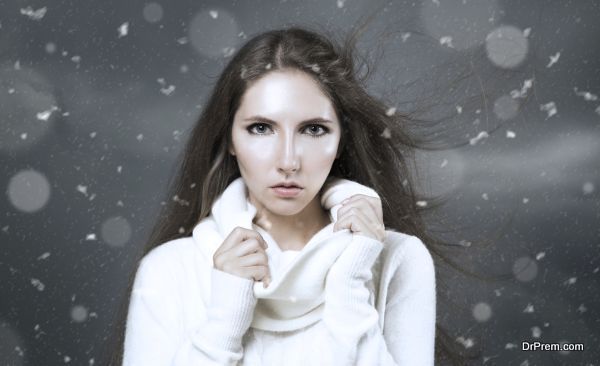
[192, 176, 379, 331]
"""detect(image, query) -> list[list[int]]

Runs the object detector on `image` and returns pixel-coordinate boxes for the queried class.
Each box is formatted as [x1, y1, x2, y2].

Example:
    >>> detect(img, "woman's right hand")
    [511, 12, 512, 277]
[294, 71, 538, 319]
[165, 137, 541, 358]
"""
[213, 226, 272, 288]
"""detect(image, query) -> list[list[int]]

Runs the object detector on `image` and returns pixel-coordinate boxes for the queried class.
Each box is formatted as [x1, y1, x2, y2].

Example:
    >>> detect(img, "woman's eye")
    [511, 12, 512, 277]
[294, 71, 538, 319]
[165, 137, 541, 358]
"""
[247, 123, 272, 135]
[304, 124, 328, 137]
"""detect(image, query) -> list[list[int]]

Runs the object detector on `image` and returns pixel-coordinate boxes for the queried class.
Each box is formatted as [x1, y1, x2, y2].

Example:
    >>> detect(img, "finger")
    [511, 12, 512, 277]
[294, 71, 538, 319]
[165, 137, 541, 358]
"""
[342, 195, 383, 223]
[233, 238, 267, 257]
[334, 207, 375, 237]
[238, 251, 269, 268]
[338, 199, 379, 224]
[239, 265, 270, 283]
[231, 227, 268, 250]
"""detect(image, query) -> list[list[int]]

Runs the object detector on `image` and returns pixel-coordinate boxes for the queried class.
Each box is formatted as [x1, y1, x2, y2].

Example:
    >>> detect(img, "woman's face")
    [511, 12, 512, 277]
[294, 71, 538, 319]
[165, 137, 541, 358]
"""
[230, 69, 342, 218]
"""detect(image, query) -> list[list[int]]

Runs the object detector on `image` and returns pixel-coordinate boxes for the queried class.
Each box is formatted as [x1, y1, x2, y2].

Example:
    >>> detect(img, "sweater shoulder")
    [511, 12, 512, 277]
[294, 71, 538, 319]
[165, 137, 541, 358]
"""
[139, 236, 199, 272]
[382, 231, 436, 298]
[383, 230, 434, 270]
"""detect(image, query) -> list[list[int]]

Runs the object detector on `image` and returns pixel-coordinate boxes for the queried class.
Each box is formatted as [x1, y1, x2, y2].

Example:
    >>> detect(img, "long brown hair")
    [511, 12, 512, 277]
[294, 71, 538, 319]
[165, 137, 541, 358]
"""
[105, 15, 505, 366]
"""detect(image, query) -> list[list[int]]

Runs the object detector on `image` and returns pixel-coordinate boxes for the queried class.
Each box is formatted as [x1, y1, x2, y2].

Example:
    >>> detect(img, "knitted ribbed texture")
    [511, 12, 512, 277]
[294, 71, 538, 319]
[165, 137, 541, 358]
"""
[322, 234, 385, 363]
[192, 268, 257, 352]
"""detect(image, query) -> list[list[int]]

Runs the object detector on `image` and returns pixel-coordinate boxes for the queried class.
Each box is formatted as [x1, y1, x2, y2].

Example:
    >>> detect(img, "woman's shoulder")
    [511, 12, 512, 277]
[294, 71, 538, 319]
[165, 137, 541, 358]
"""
[383, 230, 434, 269]
[139, 236, 200, 273]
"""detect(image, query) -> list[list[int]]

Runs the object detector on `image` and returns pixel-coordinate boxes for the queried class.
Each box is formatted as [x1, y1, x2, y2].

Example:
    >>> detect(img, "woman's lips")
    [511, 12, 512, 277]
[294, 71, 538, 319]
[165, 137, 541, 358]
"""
[271, 186, 303, 197]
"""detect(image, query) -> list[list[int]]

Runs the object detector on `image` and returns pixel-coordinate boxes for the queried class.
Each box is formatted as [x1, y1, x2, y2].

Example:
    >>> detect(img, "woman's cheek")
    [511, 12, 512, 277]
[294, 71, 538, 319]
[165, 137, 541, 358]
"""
[239, 140, 276, 161]
[308, 136, 339, 158]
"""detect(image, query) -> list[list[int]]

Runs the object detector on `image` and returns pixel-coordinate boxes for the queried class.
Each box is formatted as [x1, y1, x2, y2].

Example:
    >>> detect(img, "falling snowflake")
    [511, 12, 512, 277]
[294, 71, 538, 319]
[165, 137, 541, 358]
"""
[523, 27, 532, 37]
[416, 200, 428, 207]
[535, 251, 545, 260]
[136, 134, 144, 141]
[531, 326, 542, 338]
[469, 131, 489, 145]
[458, 240, 471, 247]
[523, 303, 534, 313]
[439, 36, 454, 48]
[209, 10, 218, 19]
[456, 105, 462, 114]
[386, 107, 396, 116]
[456, 336, 475, 349]
[176, 37, 188, 45]
[401, 32, 411, 42]
[20, 6, 47, 20]
[440, 159, 448, 168]
[506, 130, 516, 138]
[510, 78, 534, 99]
[37, 252, 50, 260]
[36, 106, 59, 121]
[336, 0, 347, 8]
[76, 185, 88, 196]
[86, 233, 97, 241]
[547, 52, 560, 68]
[573, 87, 598, 101]
[160, 85, 175, 95]
[380, 128, 391, 139]
[157, 78, 176, 95]
[173, 194, 190, 206]
[31, 278, 45, 291]
[540, 102, 557, 118]
[117, 22, 129, 38]
[223, 47, 236, 58]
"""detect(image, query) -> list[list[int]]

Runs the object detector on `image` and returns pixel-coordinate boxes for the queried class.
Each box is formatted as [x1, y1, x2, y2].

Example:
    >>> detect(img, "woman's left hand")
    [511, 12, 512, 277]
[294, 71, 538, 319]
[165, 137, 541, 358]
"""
[333, 194, 386, 242]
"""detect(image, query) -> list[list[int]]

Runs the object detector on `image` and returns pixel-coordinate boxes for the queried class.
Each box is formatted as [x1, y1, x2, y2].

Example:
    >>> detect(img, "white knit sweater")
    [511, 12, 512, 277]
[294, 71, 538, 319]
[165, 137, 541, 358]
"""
[122, 177, 436, 365]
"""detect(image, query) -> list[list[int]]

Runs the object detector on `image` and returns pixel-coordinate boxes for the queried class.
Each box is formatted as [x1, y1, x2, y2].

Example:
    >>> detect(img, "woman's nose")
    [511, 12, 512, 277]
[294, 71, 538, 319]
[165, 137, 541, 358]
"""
[277, 133, 300, 173]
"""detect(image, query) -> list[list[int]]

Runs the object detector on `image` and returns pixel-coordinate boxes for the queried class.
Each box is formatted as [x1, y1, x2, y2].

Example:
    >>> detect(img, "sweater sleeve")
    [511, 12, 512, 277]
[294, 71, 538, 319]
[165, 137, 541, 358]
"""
[122, 252, 258, 366]
[318, 234, 436, 365]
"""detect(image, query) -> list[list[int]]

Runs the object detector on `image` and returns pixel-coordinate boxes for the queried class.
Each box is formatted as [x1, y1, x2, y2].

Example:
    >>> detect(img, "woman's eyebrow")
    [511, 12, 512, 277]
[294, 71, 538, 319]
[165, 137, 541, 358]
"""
[243, 115, 334, 124]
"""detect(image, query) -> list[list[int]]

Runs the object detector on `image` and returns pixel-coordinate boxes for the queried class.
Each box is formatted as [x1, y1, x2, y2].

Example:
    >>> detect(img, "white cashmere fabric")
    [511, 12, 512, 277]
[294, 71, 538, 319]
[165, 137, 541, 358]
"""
[122, 176, 436, 366]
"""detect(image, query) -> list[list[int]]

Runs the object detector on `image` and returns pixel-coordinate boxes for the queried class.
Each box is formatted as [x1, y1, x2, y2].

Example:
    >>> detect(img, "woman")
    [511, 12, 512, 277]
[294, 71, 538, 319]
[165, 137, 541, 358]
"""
[110, 25, 470, 365]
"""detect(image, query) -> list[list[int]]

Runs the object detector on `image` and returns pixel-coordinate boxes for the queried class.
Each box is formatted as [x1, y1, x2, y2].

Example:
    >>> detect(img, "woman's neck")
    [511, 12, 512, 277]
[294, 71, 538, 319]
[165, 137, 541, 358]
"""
[253, 196, 331, 251]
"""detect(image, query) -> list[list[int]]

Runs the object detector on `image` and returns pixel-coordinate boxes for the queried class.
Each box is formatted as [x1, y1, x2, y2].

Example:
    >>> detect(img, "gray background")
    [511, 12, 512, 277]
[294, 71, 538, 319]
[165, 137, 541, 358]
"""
[1, 0, 599, 365]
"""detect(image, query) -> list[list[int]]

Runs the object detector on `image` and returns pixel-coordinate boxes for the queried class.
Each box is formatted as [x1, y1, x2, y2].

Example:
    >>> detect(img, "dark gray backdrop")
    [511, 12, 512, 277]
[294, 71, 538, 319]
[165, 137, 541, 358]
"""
[1, 0, 598, 365]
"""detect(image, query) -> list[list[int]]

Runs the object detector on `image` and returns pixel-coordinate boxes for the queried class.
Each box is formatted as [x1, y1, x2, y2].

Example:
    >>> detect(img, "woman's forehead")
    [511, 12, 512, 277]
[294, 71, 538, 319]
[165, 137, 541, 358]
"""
[236, 70, 339, 124]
